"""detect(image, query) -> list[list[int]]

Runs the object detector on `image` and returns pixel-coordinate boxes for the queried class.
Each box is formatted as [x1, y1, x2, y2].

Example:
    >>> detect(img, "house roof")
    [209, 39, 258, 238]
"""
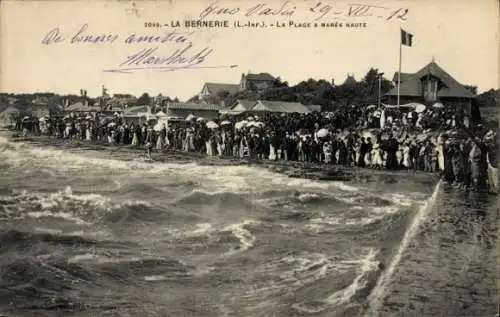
[0, 106, 20, 118]
[245, 73, 276, 81]
[392, 72, 413, 83]
[387, 62, 476, 99]
[231, 99, 257, 110]
[66, 102, 100, 112]
[305, 104, 322, 112]
[203, 83, 240, 95]
[124, 105, 149, 115]
[251, 100, 311, 113]
[167, 102, 220, 111]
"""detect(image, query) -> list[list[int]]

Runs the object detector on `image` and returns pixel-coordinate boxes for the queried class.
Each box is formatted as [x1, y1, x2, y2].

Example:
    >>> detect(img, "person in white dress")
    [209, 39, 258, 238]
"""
[402, 143, 411, 169]
[323, 141, 332, 164]
[86, 125, 92, 141]
[371, 141, 383, 168]
[269, 138, 276, 161]
[156, 132, 163, 150]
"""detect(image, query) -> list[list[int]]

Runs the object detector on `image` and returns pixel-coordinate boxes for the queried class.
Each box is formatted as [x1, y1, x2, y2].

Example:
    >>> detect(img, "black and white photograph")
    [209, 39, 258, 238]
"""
[0, 0, 498, 316]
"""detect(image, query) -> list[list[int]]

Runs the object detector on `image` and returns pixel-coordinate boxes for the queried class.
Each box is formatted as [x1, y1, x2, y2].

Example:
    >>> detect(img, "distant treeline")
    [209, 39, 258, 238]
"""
[0, 71, 497, 112]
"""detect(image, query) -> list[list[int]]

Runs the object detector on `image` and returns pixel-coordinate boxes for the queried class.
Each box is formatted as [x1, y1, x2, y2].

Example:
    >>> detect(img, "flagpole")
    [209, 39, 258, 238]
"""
[397, 29, 402, 108]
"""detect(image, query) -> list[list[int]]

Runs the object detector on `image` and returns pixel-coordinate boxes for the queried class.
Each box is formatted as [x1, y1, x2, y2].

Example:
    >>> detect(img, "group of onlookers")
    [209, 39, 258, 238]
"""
[14, 106, 498, 193]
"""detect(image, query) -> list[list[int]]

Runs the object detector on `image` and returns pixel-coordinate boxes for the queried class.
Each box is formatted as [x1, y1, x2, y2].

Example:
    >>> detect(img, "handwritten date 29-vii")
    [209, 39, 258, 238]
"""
[199, 1, 409, 21]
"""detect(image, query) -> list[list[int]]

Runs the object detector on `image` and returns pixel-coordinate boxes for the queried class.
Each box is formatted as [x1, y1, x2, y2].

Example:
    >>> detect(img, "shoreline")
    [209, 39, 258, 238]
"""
[3, 130, 439, 184]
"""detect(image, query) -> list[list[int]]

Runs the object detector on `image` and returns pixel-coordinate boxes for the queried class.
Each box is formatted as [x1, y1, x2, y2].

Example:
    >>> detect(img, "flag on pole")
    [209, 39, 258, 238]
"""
[401, 29, 413, 46]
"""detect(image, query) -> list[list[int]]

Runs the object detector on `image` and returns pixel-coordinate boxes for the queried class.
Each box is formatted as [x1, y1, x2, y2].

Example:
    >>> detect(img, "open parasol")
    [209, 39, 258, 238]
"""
[317, 128, 329, 138]
[206, 121, 219, 129]
[415, 104, 426, 113]
[234, 121, 247, 130]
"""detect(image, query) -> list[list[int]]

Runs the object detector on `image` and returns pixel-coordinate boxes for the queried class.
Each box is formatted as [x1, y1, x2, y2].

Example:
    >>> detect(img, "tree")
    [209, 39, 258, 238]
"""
[137, 93, 151, 106]
[476, 89, 499, 108]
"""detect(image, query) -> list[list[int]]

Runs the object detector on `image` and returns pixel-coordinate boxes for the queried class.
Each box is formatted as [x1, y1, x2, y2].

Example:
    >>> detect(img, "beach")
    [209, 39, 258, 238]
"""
[5, 131, 440, 184]
[0, 131, 497, 317]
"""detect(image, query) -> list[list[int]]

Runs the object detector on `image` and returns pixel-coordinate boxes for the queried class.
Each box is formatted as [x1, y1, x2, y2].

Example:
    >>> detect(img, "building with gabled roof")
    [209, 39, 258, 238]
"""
[386, 61, 477, 116]
[240, 72, 276, 91]
[220, 99, 257, 115]
[65, 101, 100, 113]
[0, 106, 20, 127]
[200, 83, 240, 98]
[164, 102, 220, 121]
[251, 100, 312, 114]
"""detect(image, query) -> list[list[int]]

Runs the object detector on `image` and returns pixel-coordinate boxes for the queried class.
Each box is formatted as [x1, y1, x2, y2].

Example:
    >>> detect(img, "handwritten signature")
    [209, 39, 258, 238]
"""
[103, 45, 237, 74]
[199, 1, 409, 21]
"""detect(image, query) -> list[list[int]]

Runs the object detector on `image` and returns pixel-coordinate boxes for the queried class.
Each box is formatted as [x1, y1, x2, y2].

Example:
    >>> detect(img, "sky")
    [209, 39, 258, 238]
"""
[1, 0, 498, 101]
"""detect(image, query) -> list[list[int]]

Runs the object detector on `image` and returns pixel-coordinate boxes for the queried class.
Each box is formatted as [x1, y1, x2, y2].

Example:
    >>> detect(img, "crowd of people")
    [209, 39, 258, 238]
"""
[13, 104, 498, 193]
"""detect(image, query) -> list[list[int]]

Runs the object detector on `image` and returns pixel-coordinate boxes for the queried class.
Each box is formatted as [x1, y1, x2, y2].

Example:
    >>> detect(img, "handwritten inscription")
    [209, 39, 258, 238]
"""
[71, 24, 119, 44]
[198, 1, 409, 21]
[40, 24, 237, 73]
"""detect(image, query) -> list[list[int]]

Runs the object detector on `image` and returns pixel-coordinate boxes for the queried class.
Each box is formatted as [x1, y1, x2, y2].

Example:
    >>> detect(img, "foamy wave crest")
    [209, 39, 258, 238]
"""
[224, 220, 258, 253]
[306, 205, 402, 233]
[228, 251, 333, 309]
[0, 186, 153, 224]
[292, 248, 380, 314]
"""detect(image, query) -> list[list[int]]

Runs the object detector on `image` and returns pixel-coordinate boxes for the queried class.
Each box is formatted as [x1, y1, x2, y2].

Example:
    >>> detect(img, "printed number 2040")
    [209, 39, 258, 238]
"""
[145, 22, 161, 28]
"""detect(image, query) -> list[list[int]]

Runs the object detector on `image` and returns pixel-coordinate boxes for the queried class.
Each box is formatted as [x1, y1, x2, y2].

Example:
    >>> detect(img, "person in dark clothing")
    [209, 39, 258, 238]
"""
[442, 142, 455, 183]
[384, 136, 399, 170]
[358, 137, 367, 167]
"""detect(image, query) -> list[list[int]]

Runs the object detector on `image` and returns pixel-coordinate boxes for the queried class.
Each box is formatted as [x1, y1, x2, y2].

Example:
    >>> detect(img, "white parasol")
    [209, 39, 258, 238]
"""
[196, 117, 205, 122]
[415, 104, 426, 113]
[22, 116, 30, 121]
[432, 102, 444, 109]
[317, 128, 329, 138]
[234, 121, 248, 130]
[366, 105, 377, 110]
[221, 120, 231, 126]
[206, 121, 219, 129]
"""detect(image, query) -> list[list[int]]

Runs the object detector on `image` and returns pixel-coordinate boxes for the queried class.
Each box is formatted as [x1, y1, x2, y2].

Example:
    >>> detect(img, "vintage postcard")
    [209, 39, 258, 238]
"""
[0, 0, 498, 316]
